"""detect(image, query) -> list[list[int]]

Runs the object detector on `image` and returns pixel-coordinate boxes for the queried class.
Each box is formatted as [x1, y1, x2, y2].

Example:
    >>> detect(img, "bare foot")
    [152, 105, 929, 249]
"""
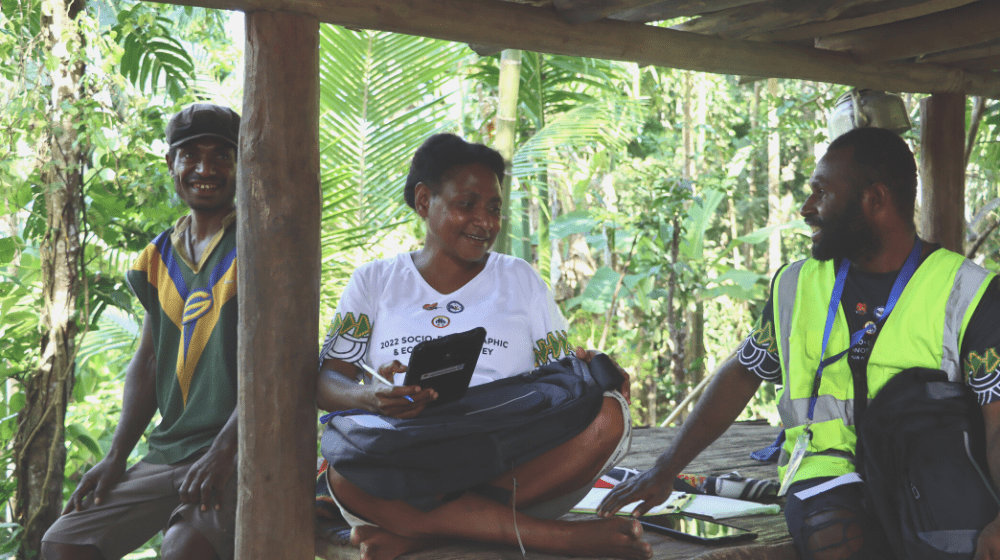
[350, 525, 437, 560]
[538, 517, 652, 560]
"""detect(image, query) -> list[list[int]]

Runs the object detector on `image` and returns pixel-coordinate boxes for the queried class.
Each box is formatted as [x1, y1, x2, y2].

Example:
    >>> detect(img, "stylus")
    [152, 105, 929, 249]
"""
[359, 362, 415, 402]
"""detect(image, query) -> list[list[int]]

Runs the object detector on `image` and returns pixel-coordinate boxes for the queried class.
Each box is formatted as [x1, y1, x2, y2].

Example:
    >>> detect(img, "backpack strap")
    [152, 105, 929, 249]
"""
[851, 366, 869, 471]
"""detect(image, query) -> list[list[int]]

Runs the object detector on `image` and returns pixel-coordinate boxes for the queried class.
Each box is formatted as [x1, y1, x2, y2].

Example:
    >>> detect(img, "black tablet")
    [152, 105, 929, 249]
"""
[403, 327, 487, 407]
[639, 514, 758, 545]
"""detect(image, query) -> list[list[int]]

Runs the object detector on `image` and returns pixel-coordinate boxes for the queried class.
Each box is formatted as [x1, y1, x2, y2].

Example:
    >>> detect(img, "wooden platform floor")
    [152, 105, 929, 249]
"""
[316, 421, 795, 560]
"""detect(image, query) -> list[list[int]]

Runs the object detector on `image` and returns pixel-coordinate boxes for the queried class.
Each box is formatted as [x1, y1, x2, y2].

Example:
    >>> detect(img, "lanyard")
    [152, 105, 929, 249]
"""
[807, 238, 923, 422]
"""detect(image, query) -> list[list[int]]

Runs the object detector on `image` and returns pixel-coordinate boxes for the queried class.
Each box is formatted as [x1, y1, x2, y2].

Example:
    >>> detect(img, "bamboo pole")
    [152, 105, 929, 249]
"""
[494, 49, 521, 257]
[659, 366, 718, 427]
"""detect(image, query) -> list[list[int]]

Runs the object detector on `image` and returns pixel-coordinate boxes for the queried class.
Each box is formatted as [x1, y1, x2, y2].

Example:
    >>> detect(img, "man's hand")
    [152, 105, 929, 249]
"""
[596, 463, 675, 518]
[574, 347, 632, 404]
[63, 455, 127, 514]
[975, 515, 1000, 560]
[178, 443, 237, 512]
[367, 360, 437, 419]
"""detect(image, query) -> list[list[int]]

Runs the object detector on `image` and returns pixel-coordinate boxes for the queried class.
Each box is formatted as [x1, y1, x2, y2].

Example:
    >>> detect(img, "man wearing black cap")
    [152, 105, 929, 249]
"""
[42, 104, 242, 560]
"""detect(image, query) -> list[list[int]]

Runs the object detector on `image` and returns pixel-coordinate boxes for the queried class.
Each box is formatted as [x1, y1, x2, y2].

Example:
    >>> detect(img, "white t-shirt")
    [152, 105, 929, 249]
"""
[320, 252, 572, 387]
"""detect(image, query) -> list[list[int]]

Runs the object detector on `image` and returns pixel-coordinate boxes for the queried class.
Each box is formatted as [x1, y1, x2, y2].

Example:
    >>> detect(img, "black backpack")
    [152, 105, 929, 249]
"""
[857, 367, 1000, 560]
[321, 354, 623, 512]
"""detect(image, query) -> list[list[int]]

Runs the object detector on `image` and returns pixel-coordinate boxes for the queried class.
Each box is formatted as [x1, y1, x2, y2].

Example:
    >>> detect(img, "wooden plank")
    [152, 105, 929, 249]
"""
[951, 55, 1000, 72]
[556, 0, 764, 24]
[919, 39, 1000, 65]
[236, 10, 321, 560]
[815, 1, 1000, 63]
[749, 0, 978, 43]
[146, 0, 1000, 98]
[671, 0, 870, 40]
[316, 422, 791, 560]
[919, 93, 966, 254]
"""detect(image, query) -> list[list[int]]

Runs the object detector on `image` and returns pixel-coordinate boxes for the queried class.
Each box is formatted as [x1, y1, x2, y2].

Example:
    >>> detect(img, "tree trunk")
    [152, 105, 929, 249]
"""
[684, 302, 705, 384]
[766, 78, 782, 274]
[535, 171, 551, 281]
[743, 81, 760, 268]
[682, 72, 694, 183]
[532, 54, 552, 277]
[679, 71, 704, 418]
[728, 197, 740, 268]
[13, 0, 86, 554]
[494, 49, 521, 256]
[666, 218, 686, 390]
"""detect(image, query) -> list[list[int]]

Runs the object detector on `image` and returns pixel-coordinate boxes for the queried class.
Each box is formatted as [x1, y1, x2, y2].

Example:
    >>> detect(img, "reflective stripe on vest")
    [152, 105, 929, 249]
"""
[942, 259, 993, 381]
[772, 249, 993, 483]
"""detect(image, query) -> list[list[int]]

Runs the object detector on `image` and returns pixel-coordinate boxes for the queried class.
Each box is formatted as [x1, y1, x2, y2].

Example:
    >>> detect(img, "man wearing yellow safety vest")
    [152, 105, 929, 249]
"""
[595, 127, 1000, 560]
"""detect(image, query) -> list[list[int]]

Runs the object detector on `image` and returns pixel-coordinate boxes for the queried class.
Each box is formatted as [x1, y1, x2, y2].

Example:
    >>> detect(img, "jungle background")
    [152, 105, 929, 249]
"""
[3, 0, 1000, 557]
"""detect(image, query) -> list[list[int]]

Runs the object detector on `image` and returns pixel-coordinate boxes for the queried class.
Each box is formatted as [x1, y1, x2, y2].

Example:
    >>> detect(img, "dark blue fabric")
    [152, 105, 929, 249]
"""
[784, 477, 893, 560]
[750, 431, 784, 462]
[320, 355, 623, 512]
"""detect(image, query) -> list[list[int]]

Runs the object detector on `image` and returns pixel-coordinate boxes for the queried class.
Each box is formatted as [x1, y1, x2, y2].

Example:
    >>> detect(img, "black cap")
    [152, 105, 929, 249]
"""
[166, 103, 240, 151]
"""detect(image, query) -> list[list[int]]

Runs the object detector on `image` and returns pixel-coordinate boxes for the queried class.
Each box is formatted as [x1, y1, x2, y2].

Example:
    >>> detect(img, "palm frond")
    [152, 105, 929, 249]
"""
[513, 98, 645, 182]
[76, 307, 140, 373]
[318, 25, 469, 301]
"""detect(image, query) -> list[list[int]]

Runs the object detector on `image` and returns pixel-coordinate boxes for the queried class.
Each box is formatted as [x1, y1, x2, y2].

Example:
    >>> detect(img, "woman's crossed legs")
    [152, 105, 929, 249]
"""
[328, 394, 651, 560]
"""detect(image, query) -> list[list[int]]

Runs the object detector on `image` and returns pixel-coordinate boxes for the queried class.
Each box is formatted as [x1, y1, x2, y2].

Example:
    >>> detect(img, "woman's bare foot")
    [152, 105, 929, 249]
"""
[350, 525, 437, 560]
[537, 516, 652, 560]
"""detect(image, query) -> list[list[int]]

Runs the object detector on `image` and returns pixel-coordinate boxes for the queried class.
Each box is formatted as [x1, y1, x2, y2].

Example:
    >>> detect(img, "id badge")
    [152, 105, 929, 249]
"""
[777, 427, 811, 497]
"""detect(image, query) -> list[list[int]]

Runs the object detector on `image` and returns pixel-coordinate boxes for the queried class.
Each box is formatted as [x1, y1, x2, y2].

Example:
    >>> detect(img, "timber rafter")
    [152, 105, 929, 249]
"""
[814, 1, 1000, 63]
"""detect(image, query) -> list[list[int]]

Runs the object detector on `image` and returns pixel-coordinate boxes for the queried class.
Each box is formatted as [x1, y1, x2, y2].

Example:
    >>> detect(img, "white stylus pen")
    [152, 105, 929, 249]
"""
[359, 362, 415, 403]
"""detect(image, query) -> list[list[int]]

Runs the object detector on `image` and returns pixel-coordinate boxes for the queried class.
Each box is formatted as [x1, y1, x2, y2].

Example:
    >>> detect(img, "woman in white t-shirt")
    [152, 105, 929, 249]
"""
[315, 134, 649, 560]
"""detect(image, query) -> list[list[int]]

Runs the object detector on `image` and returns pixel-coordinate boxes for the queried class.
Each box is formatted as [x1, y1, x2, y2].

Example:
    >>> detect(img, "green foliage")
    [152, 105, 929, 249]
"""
[0, 1, 229, 554]
[964, 100, 1000, 269]
[552, 72, 829, 427]
[316, 25, 469, 321]
[113, 4, 195, 100]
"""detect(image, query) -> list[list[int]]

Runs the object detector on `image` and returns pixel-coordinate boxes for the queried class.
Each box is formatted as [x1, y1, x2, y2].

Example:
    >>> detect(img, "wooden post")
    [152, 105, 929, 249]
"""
[919, 93, 965, 254]
[237, 10, 320, 560]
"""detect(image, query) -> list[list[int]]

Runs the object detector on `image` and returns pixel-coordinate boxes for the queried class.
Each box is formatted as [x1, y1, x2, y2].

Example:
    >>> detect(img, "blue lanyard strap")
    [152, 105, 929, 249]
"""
[807, 238, 923, 421]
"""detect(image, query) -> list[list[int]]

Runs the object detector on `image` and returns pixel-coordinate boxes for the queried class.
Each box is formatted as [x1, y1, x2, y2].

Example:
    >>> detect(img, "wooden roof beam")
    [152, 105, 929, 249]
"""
[919, 39, 1000, 65]
[149, 0, 1000, 98]
[671, 0, 871, 40]
[815, 1, 1000, 63]
[950, 55, 1000, 72]
[567, 0, 765, 25]
[749, 0, 979, 43]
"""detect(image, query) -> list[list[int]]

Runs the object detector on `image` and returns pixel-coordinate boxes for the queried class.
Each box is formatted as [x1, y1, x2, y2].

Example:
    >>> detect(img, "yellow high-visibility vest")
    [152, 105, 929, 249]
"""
[773, 249, 993, 485]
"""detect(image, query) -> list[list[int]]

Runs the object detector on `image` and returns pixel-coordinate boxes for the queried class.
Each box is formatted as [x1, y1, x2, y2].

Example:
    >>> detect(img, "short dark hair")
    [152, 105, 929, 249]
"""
[828, 127, 917, 223]
[403, 134, 506, 209]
